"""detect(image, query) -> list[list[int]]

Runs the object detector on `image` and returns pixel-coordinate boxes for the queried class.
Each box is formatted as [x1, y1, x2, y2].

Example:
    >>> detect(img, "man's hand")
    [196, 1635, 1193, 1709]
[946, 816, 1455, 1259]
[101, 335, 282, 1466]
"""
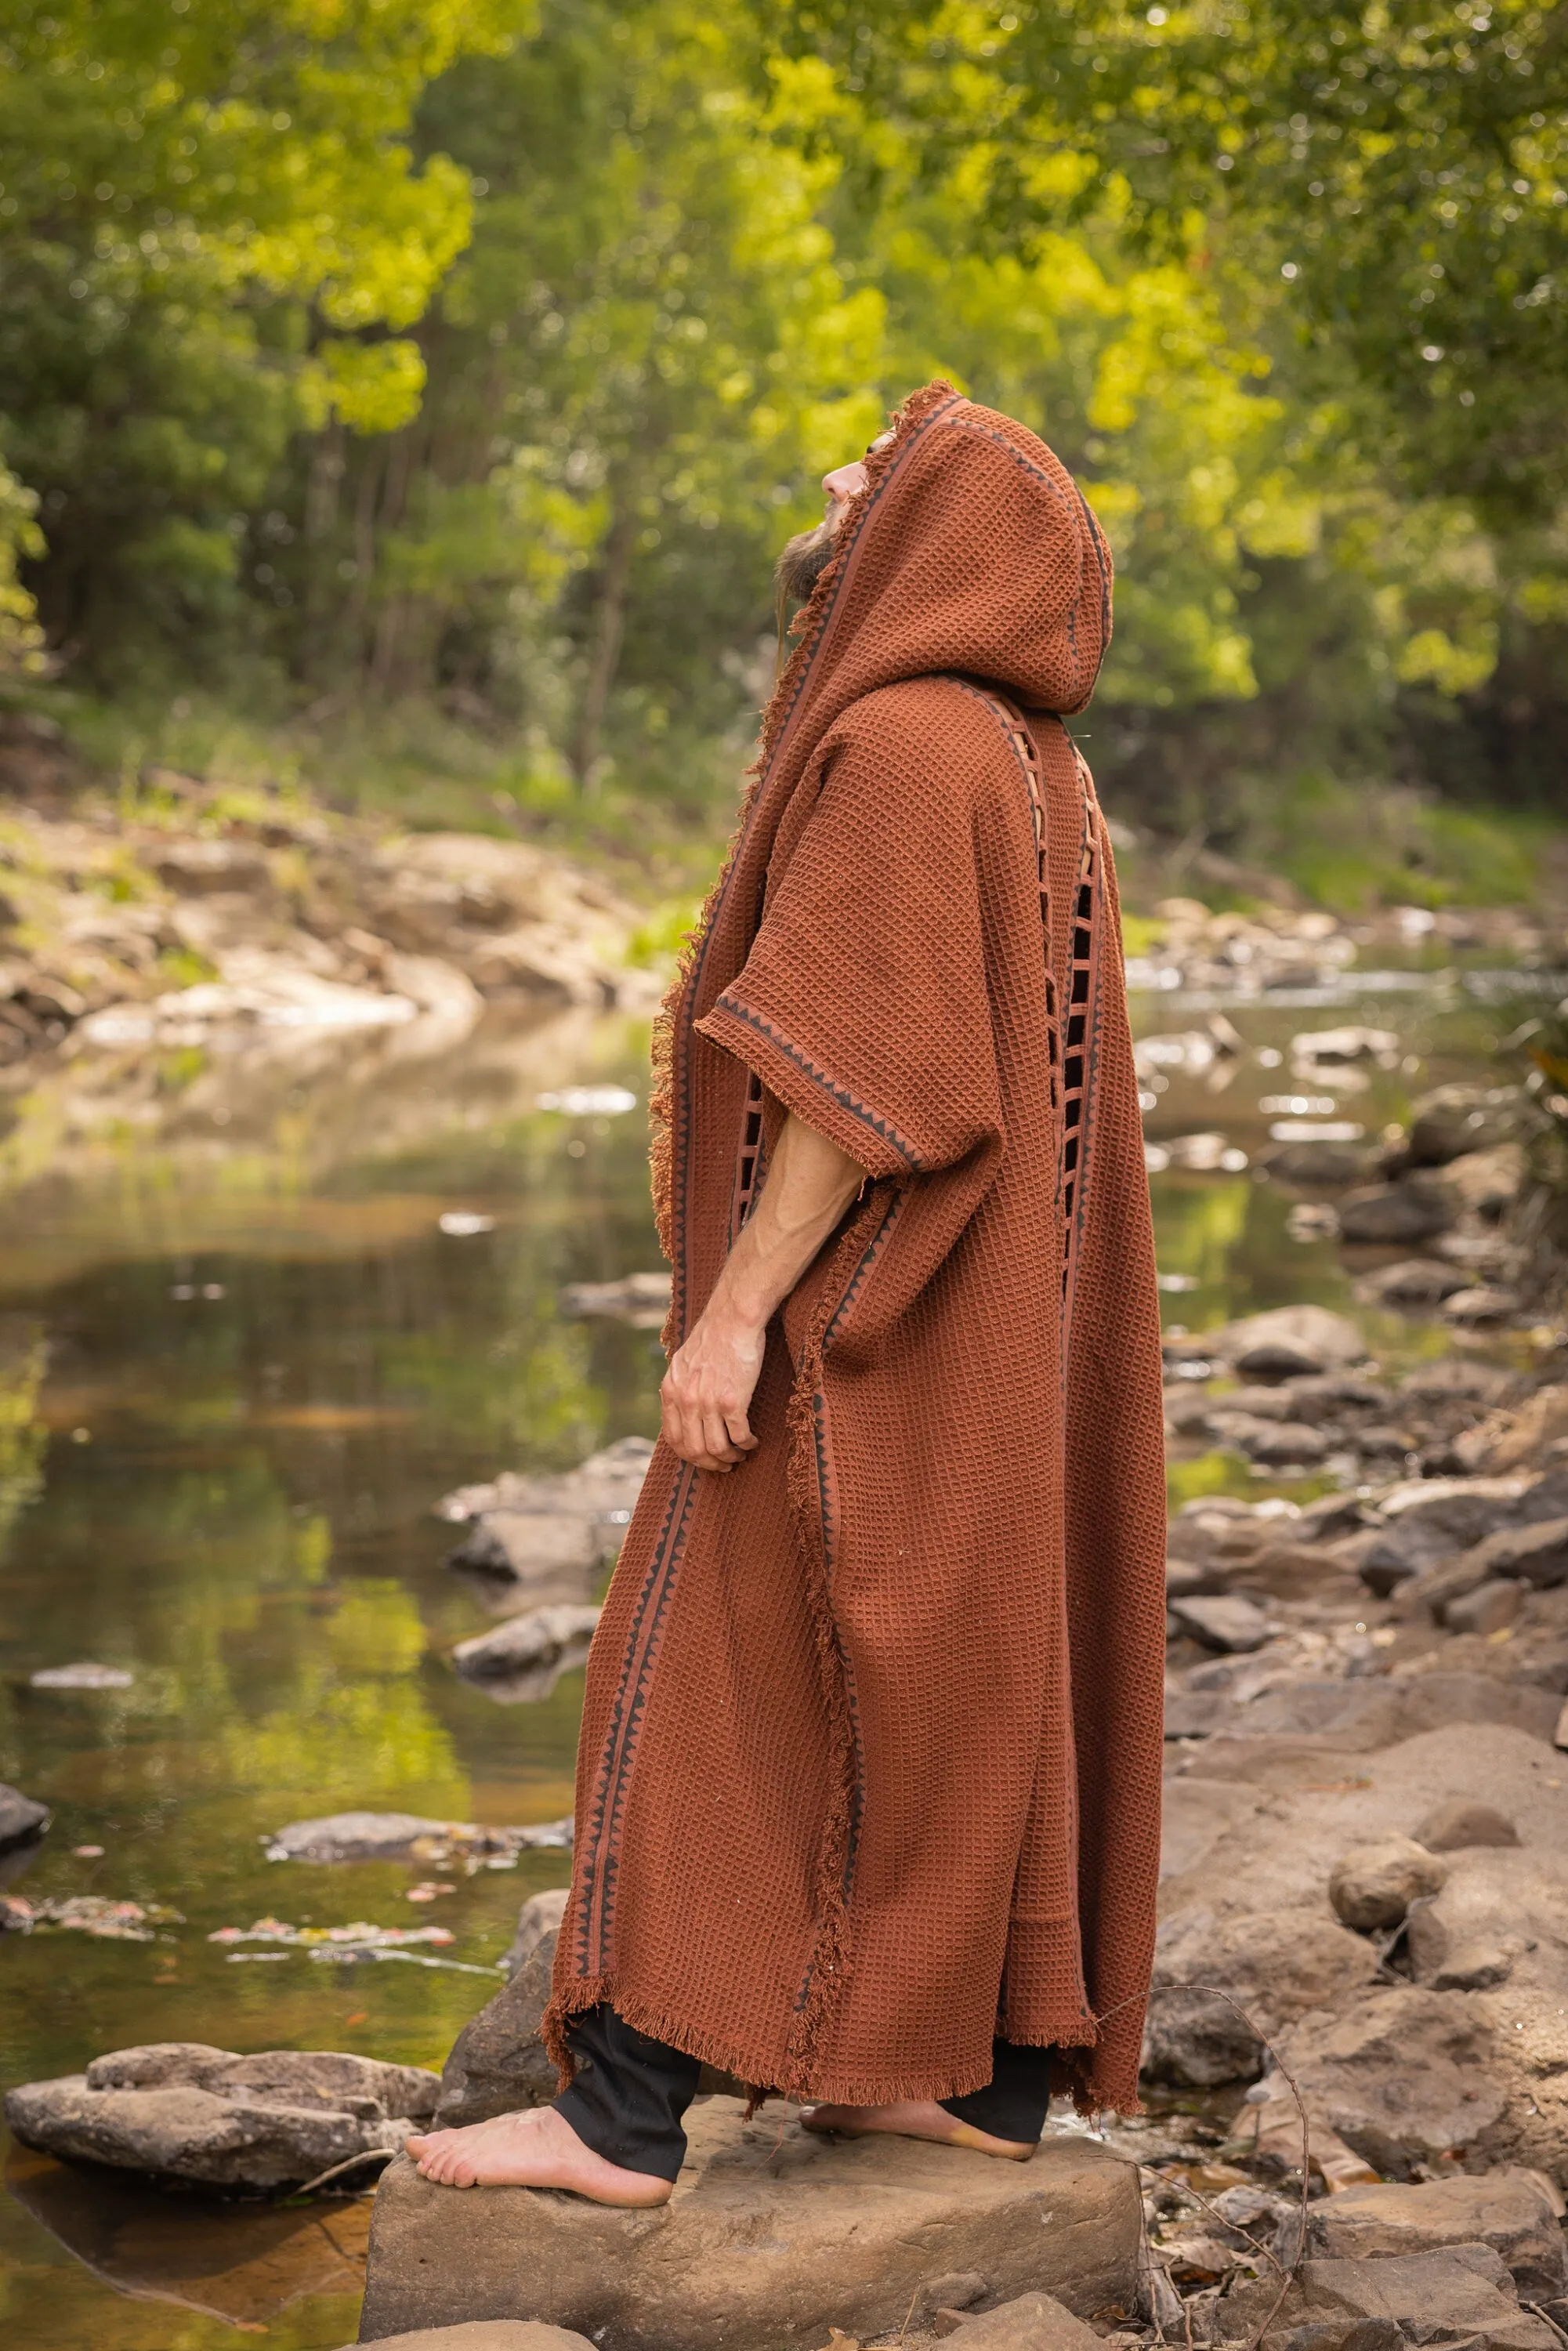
[659, 1107, 867, 1475]
[660, 1309, 765, 1473]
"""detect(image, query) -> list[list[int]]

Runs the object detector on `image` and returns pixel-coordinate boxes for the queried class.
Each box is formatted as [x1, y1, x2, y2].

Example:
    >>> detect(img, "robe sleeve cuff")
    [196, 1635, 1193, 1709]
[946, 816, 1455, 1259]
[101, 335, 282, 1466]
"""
[694, 990, 922, 1180]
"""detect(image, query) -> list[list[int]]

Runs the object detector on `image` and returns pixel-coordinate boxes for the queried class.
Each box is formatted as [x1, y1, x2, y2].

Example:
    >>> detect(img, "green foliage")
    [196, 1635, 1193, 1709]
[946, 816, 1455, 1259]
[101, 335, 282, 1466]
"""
[0, 0, 1563, 855]
[0, 0, 526, 674]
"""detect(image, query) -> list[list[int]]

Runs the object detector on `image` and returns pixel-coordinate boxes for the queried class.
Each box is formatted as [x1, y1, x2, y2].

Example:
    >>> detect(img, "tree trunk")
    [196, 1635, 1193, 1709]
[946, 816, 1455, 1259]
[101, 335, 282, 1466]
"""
[571, 481, 639, 792]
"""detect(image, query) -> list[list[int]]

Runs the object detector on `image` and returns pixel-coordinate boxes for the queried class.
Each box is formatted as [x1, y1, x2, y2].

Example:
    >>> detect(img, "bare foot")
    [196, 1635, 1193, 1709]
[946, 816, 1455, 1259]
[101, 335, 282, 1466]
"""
[802, 2097, 1035, 2161]
[404, 2105, 673, 2204]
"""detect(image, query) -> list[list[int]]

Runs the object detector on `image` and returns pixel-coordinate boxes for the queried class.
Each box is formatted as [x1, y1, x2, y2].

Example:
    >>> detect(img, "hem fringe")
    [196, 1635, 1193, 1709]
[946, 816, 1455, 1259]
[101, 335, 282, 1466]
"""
[542, 1969, 1109, 2109]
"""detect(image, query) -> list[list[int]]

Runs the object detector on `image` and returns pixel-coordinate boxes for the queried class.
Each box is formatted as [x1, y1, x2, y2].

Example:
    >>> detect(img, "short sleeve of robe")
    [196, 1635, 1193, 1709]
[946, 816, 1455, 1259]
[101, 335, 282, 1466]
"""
[693, 726, 1005, 1181]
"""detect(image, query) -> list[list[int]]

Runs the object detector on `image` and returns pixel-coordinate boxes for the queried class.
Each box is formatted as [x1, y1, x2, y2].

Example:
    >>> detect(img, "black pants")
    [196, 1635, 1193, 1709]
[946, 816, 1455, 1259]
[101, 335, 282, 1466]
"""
[554, 2002, 1052, 2183]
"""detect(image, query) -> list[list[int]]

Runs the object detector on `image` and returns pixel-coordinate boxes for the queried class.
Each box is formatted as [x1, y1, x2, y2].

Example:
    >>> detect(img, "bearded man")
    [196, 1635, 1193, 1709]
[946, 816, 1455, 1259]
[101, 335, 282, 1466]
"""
[408, 380, 1166, 2205]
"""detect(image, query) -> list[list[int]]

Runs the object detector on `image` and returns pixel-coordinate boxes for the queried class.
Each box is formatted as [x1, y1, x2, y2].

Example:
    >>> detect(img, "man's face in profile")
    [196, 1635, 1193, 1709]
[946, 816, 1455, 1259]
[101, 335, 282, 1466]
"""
[773, 454, 874, 603]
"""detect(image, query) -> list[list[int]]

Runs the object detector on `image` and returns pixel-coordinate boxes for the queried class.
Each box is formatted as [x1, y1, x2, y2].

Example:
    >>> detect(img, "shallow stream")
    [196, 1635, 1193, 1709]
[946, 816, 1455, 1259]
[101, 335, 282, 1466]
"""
[0, 955, 1556, 2346]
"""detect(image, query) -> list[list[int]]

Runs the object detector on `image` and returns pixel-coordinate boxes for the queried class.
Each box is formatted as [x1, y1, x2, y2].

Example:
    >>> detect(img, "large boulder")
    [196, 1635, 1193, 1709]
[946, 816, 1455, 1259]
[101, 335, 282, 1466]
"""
[431, 1932, 561, 2129]
[1302, 2172, 1566, 2299]
[4, 2044, 440, 2191]
[1217, 2244, 1559, 2351]
[358, 2103, 1143, 2350]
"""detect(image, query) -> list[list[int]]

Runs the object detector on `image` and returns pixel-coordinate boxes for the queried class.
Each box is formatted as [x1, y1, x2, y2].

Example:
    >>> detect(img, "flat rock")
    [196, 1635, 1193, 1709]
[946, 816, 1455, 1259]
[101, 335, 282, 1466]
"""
[30, 1660, 134, 1690]
[344, 2328, 595, 2351]
[263, 1813, 572, 1864]
[358, 2100, 1143, 2350]
[1303, 2171, 1567, 2298]
[1219, 2244, 1559, 2351]
[1167, 1593, 1274, 1653]
[451, 1605, 600, 1703]
[1403, 1084, 1519, 1168]
[5, 2043, 440, 2190]
[1328, 1835, 1448, 1931]
[0, 1781, 50, 1852]
[1358, 1255, 1468, 1306]
[945, 2289, 1104, 2348]
[436, 1438, 654, 1531]
[1338, 1179, 1458, 1245]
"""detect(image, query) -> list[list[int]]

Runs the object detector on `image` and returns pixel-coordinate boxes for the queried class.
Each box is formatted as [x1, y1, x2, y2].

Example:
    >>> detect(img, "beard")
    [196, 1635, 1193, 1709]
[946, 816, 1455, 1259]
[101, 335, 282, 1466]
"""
[774, 513, 840, 604]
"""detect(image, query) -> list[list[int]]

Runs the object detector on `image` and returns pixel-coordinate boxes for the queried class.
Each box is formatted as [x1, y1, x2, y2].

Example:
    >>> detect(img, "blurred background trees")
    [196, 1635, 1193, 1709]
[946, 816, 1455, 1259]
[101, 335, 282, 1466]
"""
[0, 0, 1563, 890]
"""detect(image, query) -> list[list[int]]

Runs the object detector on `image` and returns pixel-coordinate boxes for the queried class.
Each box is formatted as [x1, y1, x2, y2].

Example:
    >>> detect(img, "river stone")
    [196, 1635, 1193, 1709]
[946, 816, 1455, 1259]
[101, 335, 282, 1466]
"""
[1168, 1593, 1274, 1653]
[1360, 1255, 1468, 1306]
[1302, 2172, 1567, 2299]
[436, 1440, 654, 1532]
[1225, 1304, 1366, 1376]
[451, 1605, 600, 1702]
[1446, 1578, 1524, 1637]
[0, 1782, 49, 1852]
[1217, 2245, 1559, 2351]
[1444, 1286, 1523, 1326]
[447, 1514, 601, 1584]
[943, 2289, 1105, 2348]
[1142, 1986, 1265, 2088]
[1328, 1837, 1448, 1931]
[1338, 1179, 1458, 1245]
[4, 2043, 440, 2190]
[1258, 1139, 1377, 1186]
[342, 2329, 596, 2351]
[357, 2103, 1143, 2349]
[1403, 1085, 1519, 1169]
[1465, 1516, 1568, 1590]
[1415, 1799, 1519, 1852]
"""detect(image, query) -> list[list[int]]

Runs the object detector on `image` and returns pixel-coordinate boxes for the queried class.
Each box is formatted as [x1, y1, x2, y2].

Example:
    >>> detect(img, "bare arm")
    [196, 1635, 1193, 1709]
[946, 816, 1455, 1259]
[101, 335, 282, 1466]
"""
[660, 1110, 866, 1473]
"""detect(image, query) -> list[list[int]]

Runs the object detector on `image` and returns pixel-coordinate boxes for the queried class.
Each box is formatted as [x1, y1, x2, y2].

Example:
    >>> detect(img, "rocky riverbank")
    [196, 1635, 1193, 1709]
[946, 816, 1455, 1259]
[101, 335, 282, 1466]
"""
[0, 766, 656, 1080]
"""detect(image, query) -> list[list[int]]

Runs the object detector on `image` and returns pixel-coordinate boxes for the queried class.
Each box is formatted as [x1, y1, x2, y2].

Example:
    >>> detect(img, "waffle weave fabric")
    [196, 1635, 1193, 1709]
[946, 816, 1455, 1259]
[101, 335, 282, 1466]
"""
[546, 383, 1166, 2115]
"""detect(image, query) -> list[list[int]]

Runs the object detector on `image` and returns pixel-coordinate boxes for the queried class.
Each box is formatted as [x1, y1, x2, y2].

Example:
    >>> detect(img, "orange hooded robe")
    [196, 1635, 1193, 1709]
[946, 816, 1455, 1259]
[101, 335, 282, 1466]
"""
[547, 382, 1166, 2114]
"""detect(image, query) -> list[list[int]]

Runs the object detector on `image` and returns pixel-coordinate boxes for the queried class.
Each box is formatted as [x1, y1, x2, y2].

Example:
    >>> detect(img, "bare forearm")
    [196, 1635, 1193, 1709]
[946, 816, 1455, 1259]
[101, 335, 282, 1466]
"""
[660, 1111, 867, 1473]
[709, 1113, 866, 1335]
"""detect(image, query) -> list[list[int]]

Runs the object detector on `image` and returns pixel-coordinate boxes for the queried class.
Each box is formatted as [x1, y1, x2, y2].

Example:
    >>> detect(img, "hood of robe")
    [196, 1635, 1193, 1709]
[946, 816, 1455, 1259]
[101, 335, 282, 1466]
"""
[649, 380, 1112, 1280]
[759, 380, 1113, 793]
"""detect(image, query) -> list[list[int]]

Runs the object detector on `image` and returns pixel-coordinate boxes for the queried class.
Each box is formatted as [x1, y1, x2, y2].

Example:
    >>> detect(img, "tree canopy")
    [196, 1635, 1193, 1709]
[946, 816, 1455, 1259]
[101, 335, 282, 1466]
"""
[1, 0, 1562, 850]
